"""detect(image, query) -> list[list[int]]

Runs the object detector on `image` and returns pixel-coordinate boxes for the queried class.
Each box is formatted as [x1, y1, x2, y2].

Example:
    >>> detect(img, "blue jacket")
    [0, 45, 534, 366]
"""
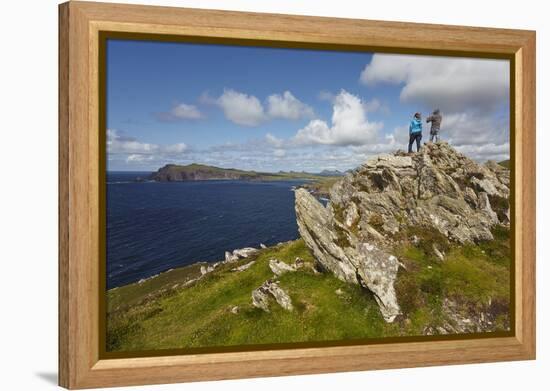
[409, 118, 422, 135]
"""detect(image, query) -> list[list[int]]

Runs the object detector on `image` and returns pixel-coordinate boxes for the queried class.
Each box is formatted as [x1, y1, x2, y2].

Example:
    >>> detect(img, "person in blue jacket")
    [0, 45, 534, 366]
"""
[408, 112, 423, 153]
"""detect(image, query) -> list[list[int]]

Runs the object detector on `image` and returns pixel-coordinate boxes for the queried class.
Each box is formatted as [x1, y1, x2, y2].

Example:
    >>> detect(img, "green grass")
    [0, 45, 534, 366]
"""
[301, 177, 342, 196]
[107, 227, 511, 352]
[394, 226, 511, 328]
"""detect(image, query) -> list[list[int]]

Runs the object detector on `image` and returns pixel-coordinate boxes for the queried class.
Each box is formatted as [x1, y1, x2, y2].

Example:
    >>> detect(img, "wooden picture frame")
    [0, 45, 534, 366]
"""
[59, 1, 536, 389]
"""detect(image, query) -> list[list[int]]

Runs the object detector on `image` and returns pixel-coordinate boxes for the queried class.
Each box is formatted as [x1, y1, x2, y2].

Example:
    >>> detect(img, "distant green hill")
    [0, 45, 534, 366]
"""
[150, 163, 336, 182]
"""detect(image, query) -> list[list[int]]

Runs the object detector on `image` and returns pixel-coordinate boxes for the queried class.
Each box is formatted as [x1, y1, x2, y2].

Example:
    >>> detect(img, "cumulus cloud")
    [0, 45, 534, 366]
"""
[267, 91, 314, 120]
[203, 89, 314, 126]
[215, 89, 267, 126]
[155, 102, 203, 122]
[293, 90, 382, 146]
[319, 91, 388, 115]
[360, 54, 509, 113]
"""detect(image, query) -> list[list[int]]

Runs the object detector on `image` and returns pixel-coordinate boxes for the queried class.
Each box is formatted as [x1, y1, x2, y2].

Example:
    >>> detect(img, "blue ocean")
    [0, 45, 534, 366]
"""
[106, 172, 308, 289]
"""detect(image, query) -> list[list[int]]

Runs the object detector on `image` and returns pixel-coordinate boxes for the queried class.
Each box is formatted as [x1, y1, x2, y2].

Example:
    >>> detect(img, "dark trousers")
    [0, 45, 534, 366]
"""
[408, 133, 422, 153]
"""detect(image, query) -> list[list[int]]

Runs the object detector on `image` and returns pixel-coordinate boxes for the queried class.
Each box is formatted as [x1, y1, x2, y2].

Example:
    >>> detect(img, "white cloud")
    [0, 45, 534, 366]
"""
[107, 129, 159, 154]
[170, 103, 203, 120]
[216, 89, 266, 126]
[273, 149, 286, 157]
[360, 54, 509, 113]
[156, 103, 203, 121]
[204, 89, 314, 126]
[265, 133, 284, 148]
[267, 91, 314, 120]
[107, 129, 190, 166]
[320, 92, 388, 114]
[163, 142, 189, 153]
[126, 154, 154, 163]
[293, 90, 383, 146]
[443, 112, 509, 146]
[455, 143, 510, 162]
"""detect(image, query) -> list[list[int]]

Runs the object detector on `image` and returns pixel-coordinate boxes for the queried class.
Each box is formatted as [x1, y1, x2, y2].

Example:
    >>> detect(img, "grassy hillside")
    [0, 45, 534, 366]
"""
[107, 226, 511, 352]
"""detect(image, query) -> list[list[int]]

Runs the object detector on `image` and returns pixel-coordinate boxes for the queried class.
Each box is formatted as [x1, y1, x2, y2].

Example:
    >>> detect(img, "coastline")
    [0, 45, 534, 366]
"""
[106, 177, 334, 289]
[107, 240, 295, 294]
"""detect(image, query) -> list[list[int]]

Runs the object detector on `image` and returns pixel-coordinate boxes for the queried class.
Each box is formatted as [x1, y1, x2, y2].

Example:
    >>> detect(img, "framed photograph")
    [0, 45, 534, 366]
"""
[59, 1, 536, 389]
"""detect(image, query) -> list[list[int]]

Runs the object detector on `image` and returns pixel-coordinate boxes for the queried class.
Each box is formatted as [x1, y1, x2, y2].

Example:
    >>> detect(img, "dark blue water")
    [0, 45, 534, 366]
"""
[106, 172, 306, 289]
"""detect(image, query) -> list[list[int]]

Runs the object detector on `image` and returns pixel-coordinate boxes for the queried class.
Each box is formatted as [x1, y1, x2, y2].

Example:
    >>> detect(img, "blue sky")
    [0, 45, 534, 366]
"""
[107, 39, 510, 172]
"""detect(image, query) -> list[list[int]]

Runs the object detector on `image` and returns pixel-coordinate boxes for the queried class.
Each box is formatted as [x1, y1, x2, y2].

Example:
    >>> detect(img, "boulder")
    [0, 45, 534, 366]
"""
[252, 280, 293, 312]
[224, 251, 238, 263]
[269, 258, 296, 276]
[233, 247, 258, 258]
[200, 265, 215, 275]
[231, 260, 256, 272]
[224, 247, 258, 263]
[433, 244, 445, 261]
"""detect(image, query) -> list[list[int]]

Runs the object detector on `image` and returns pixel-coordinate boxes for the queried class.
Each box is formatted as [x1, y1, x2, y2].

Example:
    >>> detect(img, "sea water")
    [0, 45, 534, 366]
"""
[106, 172, 306, 289]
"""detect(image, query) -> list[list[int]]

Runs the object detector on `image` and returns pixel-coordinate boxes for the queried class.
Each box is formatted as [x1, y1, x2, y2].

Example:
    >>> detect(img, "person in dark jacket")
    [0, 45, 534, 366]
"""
[426, 109, 442, 142]
[408, 112, 423, 153]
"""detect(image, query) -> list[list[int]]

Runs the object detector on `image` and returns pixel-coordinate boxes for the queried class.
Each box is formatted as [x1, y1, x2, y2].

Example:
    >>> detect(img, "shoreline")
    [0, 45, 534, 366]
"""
[107, 240, 296, 292]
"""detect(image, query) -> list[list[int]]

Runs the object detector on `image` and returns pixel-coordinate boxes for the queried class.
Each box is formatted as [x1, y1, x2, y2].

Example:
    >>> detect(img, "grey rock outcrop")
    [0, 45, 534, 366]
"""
[224, 247, 258, 263]
[269, 258, 296, 276]
[252, 280, 293, 312]
[432, 244, 445, 261]
[200, 265, 215, 275]
[295, 142, 509, 323]
[231, 260, 256, 272]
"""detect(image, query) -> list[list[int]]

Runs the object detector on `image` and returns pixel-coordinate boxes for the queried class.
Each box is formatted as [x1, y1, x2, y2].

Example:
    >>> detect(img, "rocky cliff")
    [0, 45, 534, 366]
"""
[295, 142, 510, 322]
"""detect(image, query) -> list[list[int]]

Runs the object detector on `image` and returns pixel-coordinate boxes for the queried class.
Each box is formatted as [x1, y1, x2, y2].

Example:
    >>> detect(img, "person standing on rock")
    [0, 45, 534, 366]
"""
[426, 109, 442, 142]
[408, 112, 423, 153]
